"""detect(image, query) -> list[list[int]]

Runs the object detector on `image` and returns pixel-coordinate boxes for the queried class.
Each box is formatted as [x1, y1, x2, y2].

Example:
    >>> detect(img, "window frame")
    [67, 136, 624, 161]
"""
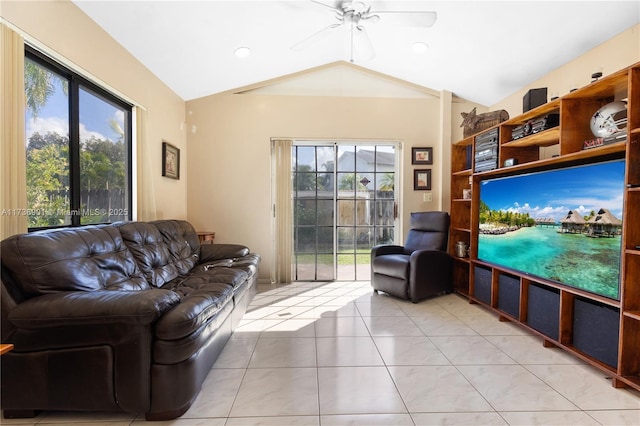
[25, 46, 133, 231]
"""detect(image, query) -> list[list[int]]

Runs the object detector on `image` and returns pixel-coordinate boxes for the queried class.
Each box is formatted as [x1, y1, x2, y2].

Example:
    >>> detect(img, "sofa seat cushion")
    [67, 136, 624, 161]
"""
[189, 268, 249, 290]
[154, 301, 233, 364]
[230, 253, 260, 277]
[372, 254, 410, 279]
[154, 281, 234, 341]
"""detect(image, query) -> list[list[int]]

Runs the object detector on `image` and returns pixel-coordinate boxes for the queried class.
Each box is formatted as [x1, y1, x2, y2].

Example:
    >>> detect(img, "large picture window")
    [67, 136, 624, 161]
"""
[24, 48, 132, 229]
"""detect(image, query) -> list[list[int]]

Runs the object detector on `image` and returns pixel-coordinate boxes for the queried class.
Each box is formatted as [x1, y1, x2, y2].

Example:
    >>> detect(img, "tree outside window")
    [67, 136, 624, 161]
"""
[24, 50, 132, 229]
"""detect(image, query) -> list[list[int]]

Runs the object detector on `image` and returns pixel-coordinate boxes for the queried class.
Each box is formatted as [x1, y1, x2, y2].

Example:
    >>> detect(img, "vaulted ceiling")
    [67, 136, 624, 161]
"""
[72, 1, 639, 105]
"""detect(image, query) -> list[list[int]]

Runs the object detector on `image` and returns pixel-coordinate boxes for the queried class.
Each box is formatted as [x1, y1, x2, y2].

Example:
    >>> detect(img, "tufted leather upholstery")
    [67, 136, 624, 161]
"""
[118, 221, 182, 287]
[1, 225, 149, 296]
[0, 220, 260, 421]
[151, 219, 201, 275]
[371, 212, 453, 303]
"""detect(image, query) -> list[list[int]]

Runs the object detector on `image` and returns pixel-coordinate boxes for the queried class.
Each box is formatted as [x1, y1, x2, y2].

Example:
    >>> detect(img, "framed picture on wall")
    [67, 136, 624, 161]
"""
[412, 147, 433, 165]
[162, 141, 180, 179]
[414, 169, 432, 190]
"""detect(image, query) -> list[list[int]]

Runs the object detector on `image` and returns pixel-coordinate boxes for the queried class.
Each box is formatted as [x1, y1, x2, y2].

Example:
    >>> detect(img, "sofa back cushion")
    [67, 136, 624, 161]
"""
[117, 221, 179, 287]
[150, 220, 200, 275]
[0, 225, 149, 298]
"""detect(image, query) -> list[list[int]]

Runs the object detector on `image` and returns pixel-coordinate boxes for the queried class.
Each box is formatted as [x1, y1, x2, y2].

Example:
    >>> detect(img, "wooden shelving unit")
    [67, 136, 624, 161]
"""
[449, 61, 640, 391]
[450, 137, 473, 295]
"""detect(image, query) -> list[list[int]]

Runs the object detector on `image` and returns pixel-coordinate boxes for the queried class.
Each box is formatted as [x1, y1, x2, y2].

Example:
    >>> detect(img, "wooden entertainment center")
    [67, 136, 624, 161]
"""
[449, 62, 640, 391]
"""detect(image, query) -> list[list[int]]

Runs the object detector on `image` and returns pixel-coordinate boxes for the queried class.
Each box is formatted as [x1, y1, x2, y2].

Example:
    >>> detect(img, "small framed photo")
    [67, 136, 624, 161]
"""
[162, 141, 180, 180]
[414, 169, 432, 190]
[412, 147, 433, 165]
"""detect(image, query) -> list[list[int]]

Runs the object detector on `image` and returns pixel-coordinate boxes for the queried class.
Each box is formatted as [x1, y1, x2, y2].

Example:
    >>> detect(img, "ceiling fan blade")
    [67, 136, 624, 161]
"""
[372, 11, 437, 27]
[309, 0, 341, 11]
[291, 23, 343, 51]
[351, 25, 375, 62]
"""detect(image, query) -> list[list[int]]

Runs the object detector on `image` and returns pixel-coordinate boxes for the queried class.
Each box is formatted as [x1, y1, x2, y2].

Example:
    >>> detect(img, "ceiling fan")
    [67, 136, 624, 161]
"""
[291, 0, 437, 63]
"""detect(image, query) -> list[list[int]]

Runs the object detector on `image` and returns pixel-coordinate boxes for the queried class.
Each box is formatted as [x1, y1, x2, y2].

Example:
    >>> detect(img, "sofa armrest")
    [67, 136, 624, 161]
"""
[199, 243, 250, 263]
[2, 289, 179, 414]
[8, 289, 180, 330]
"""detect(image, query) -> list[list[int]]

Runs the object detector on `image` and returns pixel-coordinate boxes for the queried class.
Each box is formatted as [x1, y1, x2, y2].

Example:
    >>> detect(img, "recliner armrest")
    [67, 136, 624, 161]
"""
[409, 250, 453, 275]
[371, 244, 405, 258]
[409, 248, 451, 261]
[199, 243, 250, 263]
[8, 289, 180, 329]
[408, 250, 454, 300]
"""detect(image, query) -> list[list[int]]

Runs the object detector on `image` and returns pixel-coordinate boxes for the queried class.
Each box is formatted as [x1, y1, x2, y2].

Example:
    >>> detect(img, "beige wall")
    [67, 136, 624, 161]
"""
[1, 0, 188, 220]
[185, 92, 456, 281]
[491, 24, 640, 116]
[489, 24, 639, 161]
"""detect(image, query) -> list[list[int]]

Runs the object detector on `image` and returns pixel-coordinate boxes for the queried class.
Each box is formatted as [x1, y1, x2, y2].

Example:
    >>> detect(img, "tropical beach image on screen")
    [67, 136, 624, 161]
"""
[478, 160, 625, 300]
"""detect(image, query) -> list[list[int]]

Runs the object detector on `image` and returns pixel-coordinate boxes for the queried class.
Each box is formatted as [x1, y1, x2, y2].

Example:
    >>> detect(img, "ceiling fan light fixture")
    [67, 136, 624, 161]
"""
[297, 1, 437, 61]
[234, 46, 251, 58]
[412, 42, 429, 54]
[349, 2, 367, 14]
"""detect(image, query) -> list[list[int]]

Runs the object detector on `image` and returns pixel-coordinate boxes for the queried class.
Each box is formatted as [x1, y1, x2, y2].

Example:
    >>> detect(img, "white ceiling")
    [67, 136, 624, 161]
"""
[72, 0, 639, 105]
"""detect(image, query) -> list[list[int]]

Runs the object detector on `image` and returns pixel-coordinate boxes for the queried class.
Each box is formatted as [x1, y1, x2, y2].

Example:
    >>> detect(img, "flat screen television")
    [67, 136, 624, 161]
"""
[477, 159, 625, 300]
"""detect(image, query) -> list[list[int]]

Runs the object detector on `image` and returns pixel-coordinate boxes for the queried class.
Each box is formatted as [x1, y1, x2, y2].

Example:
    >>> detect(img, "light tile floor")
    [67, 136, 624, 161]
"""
[3, 281, 640, 426]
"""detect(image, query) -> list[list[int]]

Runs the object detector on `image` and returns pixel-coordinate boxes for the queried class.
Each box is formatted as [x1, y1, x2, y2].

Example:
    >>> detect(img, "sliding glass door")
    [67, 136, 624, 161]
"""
[291, 141, 398, 281]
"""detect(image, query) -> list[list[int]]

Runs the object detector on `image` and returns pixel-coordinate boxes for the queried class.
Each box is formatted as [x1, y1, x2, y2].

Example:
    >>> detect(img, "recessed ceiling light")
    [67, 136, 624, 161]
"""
[234, 47, 251, 58]
[412, 42, 429, 54]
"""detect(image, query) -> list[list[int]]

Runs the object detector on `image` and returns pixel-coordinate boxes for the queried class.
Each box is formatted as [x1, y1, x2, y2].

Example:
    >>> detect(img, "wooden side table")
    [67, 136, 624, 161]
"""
[197, 232, 216, 245]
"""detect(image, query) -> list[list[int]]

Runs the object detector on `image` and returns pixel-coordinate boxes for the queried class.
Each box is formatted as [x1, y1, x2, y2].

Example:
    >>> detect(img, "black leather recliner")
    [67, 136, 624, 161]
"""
[371, 211, 453, 303]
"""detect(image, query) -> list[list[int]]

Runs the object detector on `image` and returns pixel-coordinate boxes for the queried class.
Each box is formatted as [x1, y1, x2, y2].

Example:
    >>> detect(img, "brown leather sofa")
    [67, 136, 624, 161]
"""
[0, 219, 260, 421]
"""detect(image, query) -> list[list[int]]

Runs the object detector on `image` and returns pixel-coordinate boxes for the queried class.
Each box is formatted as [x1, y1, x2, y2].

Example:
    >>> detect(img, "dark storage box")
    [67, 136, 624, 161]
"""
[523, 87, 547, 112]
[498, 273, 520, 318]
[527, 284, 559, 340]
[473, 266, 492, 304]
[573, 298, 620, 368]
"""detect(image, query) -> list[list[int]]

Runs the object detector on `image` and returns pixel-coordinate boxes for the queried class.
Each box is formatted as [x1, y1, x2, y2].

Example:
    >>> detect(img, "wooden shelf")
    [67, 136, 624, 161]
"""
[449, 61, 640, 391]
[564, 344, 619, 373]
[503, 127, 560, 148]
[477, 141, 626, 179]
[451, 225, 471, 231]
[623, 311, 640, 321]
[615, 375, 640, 390]
[563, 67, 630, 100]
[503, 98, 561, 125]
[452, 169, 472, 176]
